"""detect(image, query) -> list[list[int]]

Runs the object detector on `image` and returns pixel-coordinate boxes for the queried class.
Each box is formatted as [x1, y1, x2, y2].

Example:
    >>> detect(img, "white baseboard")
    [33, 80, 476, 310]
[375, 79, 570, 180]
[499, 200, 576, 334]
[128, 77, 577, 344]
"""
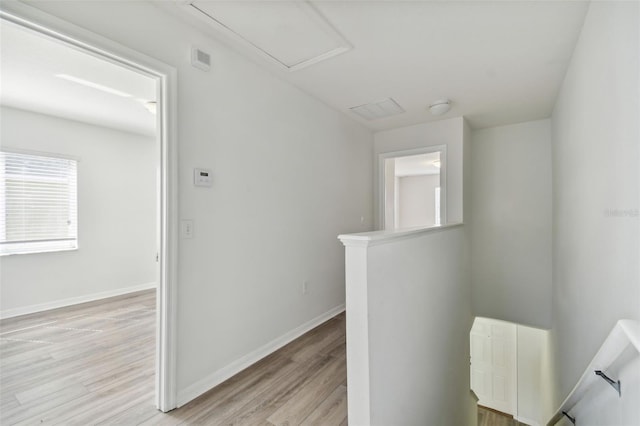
[176, 304, 346, 407]
[0, 282, 157, 319]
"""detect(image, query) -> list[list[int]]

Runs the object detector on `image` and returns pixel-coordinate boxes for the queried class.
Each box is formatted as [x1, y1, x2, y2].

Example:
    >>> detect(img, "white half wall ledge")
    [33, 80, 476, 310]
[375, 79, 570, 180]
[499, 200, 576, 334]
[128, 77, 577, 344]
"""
[176, 303, 346, 407]
[340, 223, 471, 425]
[338, 222, 463, 248]
[0, 281, 157, 319]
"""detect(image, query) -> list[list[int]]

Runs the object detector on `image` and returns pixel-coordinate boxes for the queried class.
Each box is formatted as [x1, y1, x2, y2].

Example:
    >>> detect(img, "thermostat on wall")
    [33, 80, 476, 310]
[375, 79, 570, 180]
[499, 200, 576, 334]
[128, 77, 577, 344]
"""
[194, 168, 212, 187]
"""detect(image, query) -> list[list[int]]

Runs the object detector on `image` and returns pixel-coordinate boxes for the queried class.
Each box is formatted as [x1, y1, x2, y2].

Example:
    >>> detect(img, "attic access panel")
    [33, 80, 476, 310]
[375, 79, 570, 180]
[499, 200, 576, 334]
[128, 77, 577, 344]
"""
[187, 1, 352, 71]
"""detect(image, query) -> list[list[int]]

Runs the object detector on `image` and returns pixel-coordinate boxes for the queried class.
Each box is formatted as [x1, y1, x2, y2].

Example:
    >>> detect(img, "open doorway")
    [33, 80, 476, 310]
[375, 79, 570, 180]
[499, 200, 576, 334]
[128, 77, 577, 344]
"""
[0, 7, 176, 417]
[470, 317, 550, 426]
[378, 146, 446, 230]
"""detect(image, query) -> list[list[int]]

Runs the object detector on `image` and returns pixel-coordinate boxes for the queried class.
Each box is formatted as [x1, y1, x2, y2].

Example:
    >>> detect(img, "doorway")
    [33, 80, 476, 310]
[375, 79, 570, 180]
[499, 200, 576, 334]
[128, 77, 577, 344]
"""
[378, 146, 446, 230]
[0, 6, 177, 412]
[470, 317, 518, 415]
[470, 317, 549, 426]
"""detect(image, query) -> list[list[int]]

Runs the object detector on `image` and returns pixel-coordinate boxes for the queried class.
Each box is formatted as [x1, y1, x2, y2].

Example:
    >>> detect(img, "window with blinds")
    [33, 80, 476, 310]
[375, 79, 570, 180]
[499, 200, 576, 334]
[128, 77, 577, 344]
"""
[0, 151, 78, 255]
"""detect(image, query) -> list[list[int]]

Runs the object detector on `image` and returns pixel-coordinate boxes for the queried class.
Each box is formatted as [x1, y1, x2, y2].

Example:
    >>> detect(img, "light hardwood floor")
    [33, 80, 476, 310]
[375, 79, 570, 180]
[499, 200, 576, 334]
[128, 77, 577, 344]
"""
[478, 406, 530, 426]
[0, 290, 156, 425]
[2, 291, 516, 426]
[0, 290, 347, 425]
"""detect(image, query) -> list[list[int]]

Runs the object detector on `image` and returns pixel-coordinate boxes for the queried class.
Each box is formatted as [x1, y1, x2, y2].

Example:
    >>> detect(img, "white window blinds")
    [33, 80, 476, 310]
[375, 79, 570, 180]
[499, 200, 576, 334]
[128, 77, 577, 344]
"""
[0, 151, 78, 255]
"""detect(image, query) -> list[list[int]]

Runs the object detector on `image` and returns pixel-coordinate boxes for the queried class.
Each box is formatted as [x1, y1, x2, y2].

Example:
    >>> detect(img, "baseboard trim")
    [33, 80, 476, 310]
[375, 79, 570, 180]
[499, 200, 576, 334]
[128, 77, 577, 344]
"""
[176, 304, 346, 407]
[0, 282, 157, 319]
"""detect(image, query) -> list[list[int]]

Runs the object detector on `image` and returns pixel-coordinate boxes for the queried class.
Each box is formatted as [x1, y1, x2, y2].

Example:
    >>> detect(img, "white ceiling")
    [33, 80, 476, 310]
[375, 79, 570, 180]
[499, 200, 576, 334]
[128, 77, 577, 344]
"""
[0, 21, 157, 137]
[1, 1, 589, 136]
[187, 0, 353, 71]
[166, 0, 589, 130]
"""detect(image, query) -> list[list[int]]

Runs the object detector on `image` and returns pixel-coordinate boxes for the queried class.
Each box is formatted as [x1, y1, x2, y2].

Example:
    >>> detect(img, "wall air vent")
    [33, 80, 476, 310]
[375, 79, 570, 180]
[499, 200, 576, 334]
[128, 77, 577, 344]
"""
[186, 1, 351, 72]
[191, 47, 211, 71]
[349, 98, 405, 121]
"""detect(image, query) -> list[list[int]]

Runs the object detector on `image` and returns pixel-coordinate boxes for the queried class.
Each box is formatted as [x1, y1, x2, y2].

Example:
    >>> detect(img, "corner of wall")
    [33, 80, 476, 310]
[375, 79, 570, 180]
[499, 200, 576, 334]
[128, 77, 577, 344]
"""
[549, 1, 640, 407]
[462, 116, 472, 247]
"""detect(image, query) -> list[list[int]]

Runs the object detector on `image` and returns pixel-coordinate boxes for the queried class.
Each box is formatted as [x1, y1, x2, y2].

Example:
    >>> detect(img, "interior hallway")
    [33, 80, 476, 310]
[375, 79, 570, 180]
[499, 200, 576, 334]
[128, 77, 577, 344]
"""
[2, 290, 526, 425]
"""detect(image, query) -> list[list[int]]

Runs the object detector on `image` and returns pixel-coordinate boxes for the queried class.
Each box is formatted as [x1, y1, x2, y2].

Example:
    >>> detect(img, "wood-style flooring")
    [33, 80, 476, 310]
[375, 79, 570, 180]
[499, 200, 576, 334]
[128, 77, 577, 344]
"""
[144, 312, 347, 426]
[0, 290, 348, 425]
[2, 290, 517, 426]
[0, 290, 156, 425]
[478, 406, 530, 426]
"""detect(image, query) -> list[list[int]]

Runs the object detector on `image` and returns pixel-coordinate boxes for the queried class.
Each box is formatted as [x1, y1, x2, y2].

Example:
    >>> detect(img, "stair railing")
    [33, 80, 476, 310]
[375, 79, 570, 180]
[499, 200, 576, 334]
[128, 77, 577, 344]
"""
[547, 319, 640, 425]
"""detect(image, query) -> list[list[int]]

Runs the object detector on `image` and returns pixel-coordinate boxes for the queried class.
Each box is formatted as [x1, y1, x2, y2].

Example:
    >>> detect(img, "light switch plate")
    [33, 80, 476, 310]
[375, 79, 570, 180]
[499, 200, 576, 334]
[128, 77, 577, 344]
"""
[181, 220, 194, 239]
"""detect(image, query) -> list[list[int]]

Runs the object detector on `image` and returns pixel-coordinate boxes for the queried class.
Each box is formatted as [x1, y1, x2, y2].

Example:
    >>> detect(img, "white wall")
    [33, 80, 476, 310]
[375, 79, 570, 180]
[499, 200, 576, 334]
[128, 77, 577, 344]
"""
[0, 106, 157, 316]
[341, 225, 472, 426]
[550, 0, 639, 422]
[471, 120, 553, 329]
[21, 0, 374, 403]
[368, 227, 471, 425]
[397, 174, 439, 228]
[374, 117, 465, 227]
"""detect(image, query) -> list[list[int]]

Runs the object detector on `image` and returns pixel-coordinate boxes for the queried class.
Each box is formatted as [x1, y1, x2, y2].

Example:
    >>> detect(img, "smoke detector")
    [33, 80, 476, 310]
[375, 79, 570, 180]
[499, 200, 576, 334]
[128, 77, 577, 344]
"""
[428, 99, 451, 116]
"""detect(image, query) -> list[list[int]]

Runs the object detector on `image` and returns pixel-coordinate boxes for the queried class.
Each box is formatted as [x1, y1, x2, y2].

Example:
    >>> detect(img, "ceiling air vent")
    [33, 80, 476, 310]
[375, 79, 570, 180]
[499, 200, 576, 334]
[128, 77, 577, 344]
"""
[349, 98, 405, 121]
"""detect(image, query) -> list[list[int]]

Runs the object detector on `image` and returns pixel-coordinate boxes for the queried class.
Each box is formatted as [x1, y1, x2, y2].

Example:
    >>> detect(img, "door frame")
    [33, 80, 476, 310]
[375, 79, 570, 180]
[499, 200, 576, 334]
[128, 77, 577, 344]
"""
[0, 3, 179, 411]
[377, 145, 447, 230]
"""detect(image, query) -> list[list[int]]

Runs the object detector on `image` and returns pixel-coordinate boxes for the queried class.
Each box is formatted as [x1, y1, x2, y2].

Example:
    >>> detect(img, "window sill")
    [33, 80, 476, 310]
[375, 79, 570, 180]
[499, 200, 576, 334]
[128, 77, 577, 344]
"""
[0, 246, 78, 257]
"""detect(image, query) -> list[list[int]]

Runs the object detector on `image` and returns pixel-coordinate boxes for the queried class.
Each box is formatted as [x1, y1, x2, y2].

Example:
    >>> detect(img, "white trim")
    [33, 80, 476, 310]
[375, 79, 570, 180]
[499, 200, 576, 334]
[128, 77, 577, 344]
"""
[339, 222, 463, 248]
[155, 32, 180, 415]
[0, 1, 179, 412]
[377, 145, 447, 230]
[343, 245, 370, 426]
[176, 304, 346, 407]
[515, 323, 520, 420]
[0, 282, 156, 320]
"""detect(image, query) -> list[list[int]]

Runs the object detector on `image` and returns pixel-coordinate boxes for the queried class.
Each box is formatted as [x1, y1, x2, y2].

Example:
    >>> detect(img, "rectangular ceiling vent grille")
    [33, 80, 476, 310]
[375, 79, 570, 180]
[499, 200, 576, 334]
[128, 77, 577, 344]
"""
[187, 1, 352, 72]
[349, 98, 405, 121]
